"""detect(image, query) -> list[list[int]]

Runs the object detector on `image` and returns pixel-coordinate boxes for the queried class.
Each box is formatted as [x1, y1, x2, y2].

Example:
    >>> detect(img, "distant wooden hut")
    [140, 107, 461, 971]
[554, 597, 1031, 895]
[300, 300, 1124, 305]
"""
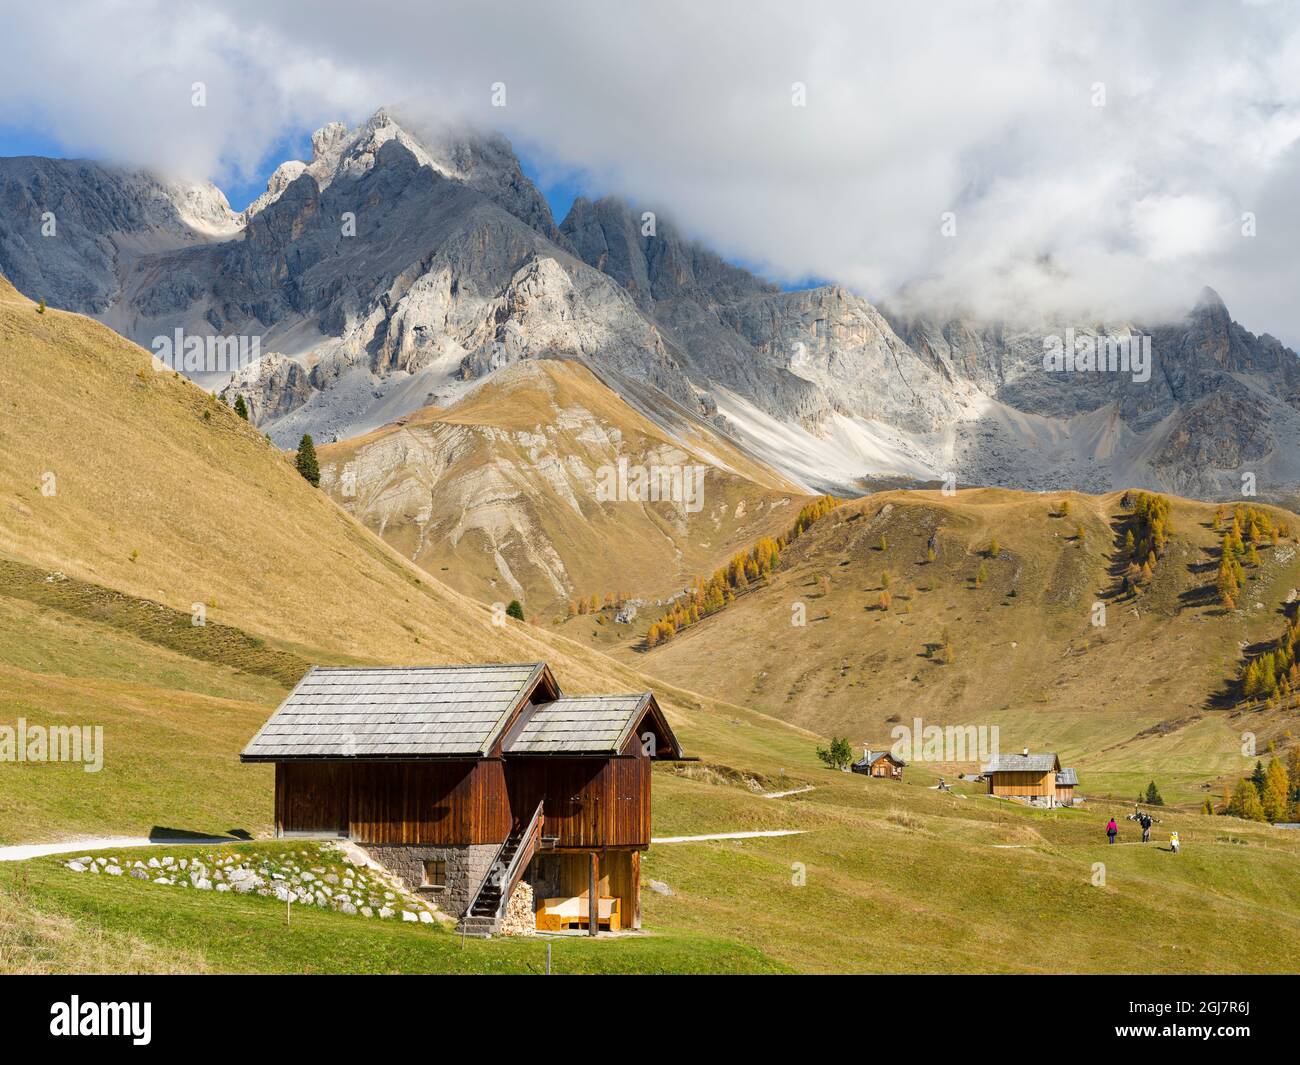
[851, 748, 905, 780]
[1054, 767, 1078, 806]
[241, 662, 684, 935]
[981, 749, 1078, 807]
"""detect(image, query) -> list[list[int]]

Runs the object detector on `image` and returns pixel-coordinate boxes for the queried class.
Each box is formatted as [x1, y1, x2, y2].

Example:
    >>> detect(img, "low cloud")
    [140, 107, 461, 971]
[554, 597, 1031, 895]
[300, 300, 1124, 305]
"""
[5, 1, 1300, 340]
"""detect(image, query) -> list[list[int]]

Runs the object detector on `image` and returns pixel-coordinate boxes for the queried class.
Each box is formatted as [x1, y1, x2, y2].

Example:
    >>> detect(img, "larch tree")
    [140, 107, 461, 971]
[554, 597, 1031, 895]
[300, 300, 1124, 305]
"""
[1228, 778, 1267, 822]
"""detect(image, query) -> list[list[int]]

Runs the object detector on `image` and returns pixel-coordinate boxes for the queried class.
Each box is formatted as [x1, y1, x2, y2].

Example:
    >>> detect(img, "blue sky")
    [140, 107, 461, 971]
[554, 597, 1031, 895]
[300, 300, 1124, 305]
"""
[0, 125, 71, 161]
[0, 119, 586, 220]
[0, 122, 314, 213]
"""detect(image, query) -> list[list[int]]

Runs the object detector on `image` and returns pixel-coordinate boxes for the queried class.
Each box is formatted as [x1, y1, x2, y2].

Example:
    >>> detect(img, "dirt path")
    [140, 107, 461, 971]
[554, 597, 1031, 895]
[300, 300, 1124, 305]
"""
[0, 835, 236, 862]
[761, 785, 815, 799]
[651, 830, 806, 844]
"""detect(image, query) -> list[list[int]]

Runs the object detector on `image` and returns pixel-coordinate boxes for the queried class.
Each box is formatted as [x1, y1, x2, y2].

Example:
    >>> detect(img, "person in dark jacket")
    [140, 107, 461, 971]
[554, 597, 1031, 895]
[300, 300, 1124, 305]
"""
[1139, 812, 1153, 843]
[1106, 818, 1118, 844]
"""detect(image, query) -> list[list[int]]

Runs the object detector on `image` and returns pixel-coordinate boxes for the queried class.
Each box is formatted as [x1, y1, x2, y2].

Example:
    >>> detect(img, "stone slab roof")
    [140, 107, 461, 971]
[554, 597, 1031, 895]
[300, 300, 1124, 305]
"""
[241, 664, 544, 759]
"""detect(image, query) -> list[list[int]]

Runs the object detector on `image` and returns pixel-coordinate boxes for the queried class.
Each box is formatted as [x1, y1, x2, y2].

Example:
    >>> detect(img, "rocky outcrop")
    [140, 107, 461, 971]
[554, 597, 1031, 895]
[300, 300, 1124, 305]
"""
[4, 109, 1300, 500]
[0, 157, 238, 312]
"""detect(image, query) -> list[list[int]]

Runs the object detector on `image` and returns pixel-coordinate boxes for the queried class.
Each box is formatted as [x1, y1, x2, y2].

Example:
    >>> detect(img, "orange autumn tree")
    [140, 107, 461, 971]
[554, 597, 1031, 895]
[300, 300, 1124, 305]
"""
[641, 496, 838, 649]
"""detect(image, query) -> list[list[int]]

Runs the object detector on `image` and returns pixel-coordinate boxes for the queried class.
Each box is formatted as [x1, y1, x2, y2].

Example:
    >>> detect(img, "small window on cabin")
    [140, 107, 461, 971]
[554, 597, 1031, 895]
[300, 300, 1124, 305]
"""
[421, 860, 446, 889]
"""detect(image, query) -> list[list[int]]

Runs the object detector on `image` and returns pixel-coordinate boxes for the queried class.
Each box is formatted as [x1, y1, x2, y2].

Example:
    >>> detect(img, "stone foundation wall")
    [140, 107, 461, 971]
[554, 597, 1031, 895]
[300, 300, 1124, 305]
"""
[364, 843, 500, 918]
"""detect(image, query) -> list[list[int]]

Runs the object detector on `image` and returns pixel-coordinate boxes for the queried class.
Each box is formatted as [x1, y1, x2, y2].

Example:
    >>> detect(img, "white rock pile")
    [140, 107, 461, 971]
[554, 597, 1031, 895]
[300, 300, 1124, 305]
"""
[63, 843, 441, 924]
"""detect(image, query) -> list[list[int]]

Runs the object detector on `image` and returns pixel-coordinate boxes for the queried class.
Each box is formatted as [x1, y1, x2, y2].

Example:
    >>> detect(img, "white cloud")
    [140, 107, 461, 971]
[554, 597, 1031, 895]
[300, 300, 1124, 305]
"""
[5, 0, 1300, 341]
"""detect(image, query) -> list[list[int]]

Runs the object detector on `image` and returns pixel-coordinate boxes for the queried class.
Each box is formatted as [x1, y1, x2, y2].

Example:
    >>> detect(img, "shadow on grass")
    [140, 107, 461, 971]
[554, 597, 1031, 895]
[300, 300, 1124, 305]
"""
[149, 827, 252, 843]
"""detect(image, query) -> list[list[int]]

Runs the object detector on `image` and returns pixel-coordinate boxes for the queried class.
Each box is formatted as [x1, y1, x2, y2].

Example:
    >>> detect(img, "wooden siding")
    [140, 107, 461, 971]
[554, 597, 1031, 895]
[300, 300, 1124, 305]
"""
[988, 770, 1056, 798]
[506, 755, 650, 849]
[602, 849, 640, 930]
[276, 762, 348, 836]
[276, 760, 511, 845]
[275, 754, 651, 848]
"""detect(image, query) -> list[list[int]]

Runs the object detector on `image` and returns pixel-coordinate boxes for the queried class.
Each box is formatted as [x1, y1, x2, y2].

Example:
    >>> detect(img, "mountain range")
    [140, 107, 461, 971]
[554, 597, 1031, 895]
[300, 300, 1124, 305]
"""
[3, 106, 1299, 504]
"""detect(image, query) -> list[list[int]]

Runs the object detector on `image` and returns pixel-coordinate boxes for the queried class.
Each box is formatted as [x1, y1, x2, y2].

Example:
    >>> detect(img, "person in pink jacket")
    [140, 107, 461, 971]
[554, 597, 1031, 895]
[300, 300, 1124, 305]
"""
[1106, 818, 1118, 844]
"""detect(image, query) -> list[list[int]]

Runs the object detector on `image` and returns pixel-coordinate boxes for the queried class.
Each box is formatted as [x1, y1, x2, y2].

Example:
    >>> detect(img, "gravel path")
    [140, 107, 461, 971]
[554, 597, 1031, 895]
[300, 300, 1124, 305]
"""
[762, 785, 816, 799]
[0, 835, 238, 862]
[651, 830, 806, 844]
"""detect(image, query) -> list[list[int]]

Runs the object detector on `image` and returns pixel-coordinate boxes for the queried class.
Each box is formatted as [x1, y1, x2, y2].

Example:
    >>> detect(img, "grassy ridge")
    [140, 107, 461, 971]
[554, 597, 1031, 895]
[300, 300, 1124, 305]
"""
[316, 359, 804, 617]
[632, 489, 1300, 805]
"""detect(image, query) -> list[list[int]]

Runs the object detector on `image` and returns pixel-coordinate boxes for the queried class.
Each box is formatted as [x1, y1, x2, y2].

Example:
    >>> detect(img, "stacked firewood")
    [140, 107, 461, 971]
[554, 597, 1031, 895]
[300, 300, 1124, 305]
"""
[499, 880, 536, 937]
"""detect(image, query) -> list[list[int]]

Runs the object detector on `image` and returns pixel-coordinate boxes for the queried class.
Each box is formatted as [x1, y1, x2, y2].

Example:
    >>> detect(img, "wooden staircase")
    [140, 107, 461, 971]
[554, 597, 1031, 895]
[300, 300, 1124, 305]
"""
[457, 801, 544, 937]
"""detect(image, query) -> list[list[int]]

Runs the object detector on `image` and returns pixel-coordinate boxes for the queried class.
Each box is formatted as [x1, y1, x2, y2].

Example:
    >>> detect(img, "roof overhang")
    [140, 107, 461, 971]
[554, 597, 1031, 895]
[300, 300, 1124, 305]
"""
[617, 693, 684, 760]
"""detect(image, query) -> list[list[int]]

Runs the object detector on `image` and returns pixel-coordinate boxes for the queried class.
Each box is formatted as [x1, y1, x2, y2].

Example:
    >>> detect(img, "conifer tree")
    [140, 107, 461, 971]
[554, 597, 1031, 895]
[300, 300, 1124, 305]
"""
[233, 394, 250, 421]
[816, 736, 855, 771]
[1144, 781, 1164, 806]
[506, 599, 525, 621]
[295, 434, 320, 487]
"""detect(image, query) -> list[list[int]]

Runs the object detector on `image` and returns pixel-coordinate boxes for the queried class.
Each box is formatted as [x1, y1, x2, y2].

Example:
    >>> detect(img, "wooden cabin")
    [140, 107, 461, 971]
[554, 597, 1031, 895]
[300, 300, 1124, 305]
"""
[981, 750, 1078, 807]
[240, 662, 684, 934]
[1054, 767, 1078, 806]
[851, 748, 905, 780]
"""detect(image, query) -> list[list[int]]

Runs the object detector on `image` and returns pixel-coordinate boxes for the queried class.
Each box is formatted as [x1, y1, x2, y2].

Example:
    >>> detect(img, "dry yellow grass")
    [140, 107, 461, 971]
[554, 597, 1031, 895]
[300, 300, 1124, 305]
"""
[0, 278, 759, 699]
[628, 487, 1300, 804]
[0, 274, 816, 810]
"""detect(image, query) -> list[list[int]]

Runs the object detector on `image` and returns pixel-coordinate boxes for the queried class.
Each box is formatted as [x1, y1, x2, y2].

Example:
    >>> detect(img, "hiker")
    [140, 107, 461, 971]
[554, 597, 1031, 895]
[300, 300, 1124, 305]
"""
[1139, 812, 1152, 843]
[1169, 831, 1180, 854]
[1106, 817, 1118, 844]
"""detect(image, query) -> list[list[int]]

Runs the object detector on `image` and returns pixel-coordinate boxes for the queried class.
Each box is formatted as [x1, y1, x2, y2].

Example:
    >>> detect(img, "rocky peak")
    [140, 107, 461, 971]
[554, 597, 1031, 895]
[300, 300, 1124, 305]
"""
[243, 108, 560, 244]
[561, 195, 775, 308]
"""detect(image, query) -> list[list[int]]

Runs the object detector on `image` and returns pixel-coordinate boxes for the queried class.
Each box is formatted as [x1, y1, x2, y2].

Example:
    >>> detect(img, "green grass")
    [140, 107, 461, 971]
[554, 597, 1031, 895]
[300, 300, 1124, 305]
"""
[0, 844, 785, 975]
[639, 769, 1300, 973]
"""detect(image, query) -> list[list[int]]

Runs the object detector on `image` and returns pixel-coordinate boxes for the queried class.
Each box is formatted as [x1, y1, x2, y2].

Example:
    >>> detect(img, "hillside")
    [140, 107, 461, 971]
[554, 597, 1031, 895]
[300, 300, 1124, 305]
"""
[315, 359, 803, 615]
[4, 278, 1300, 974]
[626, 488, 1300, 804]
